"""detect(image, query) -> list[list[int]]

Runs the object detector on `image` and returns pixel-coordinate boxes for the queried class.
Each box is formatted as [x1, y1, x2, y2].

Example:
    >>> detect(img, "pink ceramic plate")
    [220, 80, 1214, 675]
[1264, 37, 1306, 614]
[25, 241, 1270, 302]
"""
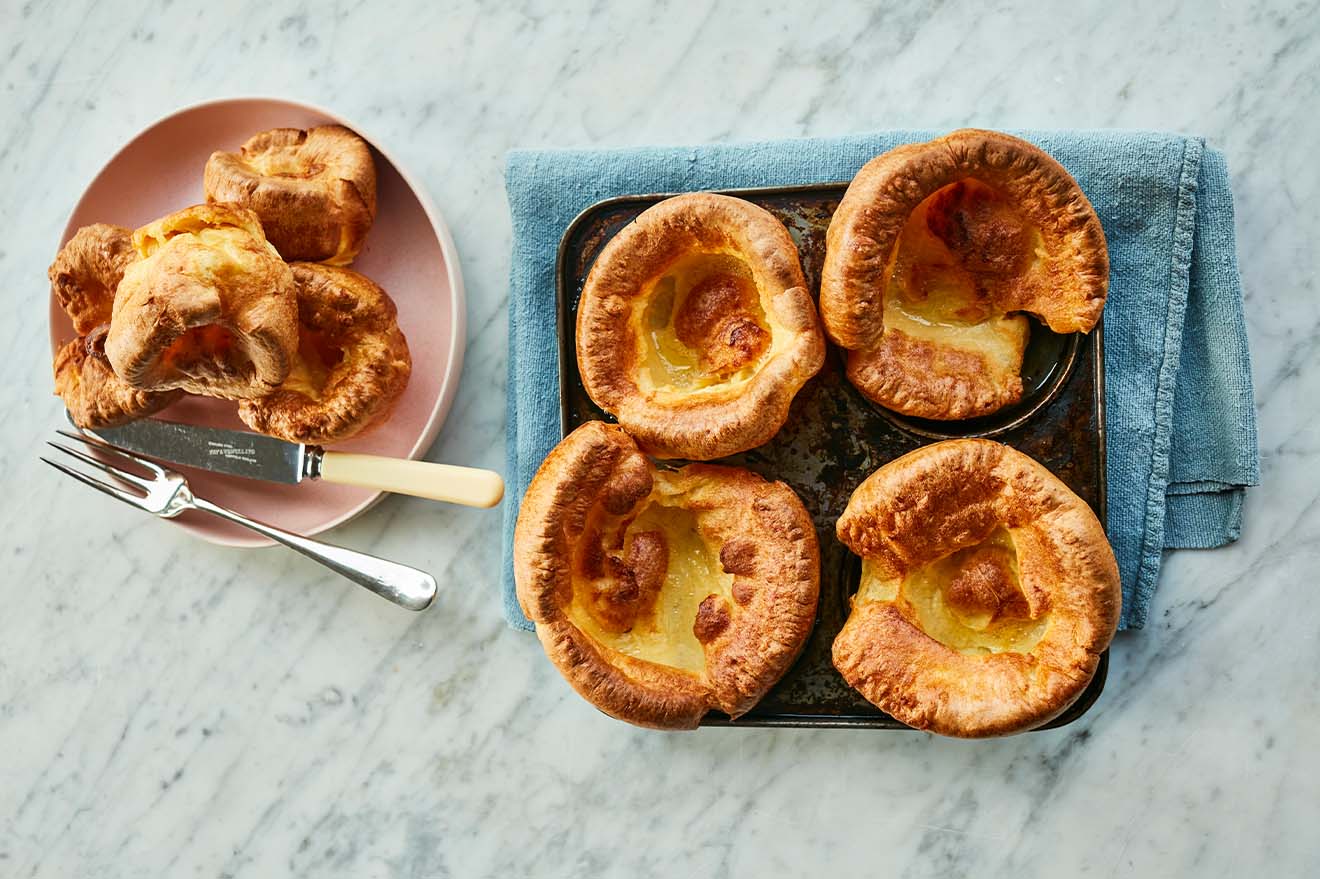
[49, 98, 466, 546]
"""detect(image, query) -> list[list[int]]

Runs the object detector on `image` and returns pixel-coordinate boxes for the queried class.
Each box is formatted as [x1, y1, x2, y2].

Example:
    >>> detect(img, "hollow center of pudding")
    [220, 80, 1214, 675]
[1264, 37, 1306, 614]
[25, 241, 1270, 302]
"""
[137, 220, 253, 259]
[882, 179, 1044, 368]
[281, 328, 345, 400]
[639, 252, 771, 391]
[161, 323, 237, 369]
[567, 499, 734, 675]
[249, 148, 325, 179]
[859, 527, 1048, 655]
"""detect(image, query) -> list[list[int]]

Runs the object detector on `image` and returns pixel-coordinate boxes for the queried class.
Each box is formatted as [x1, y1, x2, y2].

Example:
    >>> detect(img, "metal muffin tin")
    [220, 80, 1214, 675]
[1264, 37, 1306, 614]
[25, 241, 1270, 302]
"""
[555, 183, 1108, 731]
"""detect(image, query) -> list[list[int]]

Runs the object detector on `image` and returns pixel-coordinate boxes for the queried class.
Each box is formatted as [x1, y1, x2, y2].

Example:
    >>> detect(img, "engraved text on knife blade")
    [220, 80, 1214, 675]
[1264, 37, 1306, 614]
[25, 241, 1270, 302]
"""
[206, 440, 261, 465]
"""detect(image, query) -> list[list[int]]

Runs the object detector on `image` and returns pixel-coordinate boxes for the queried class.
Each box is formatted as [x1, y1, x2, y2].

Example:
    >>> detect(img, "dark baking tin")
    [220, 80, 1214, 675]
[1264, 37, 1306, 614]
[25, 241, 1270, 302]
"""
[555, 183, 1109, 731]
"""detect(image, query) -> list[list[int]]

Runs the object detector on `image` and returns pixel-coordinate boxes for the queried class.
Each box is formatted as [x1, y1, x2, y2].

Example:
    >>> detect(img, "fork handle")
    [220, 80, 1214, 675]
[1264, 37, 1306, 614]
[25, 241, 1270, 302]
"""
[192, 497, 438, 611]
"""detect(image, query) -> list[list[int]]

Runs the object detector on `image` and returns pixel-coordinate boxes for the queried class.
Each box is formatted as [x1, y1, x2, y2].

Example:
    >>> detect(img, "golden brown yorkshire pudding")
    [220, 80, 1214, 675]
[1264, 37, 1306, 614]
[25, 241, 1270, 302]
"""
[821, 130, 1109, 420]
[204, 125, 376, 266]
[49, 224, 180, 427]
[104, 203, 298, 400]
[831, 439, 1120, 737]
[49, 223, 136, 336]
[238, 263, 411, 444]
[577, 193, 825, 460]
[515, 421, 820, 729]
[54, 331, 182, 428]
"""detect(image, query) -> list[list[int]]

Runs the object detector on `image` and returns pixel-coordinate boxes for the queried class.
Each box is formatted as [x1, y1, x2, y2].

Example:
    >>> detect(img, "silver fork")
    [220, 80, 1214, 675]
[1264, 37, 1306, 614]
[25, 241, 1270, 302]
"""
[42, 430, 438, 611]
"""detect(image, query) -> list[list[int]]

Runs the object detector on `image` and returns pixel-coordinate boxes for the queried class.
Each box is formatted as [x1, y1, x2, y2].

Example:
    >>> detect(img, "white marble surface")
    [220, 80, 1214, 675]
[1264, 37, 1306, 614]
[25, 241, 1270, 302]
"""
[2, 1, 1316, 875]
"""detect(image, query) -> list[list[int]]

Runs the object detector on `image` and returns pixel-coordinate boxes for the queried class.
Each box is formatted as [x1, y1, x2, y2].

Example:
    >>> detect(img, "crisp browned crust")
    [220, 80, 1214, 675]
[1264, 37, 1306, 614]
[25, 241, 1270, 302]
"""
[821, 130, 1109, 419]
[845, 328, 1025, 420]
[49, 224, 180, 427]
[831, 439, 1120, 737]
[54, 334, 182, 428]
[49, 223, 136, 336]
[237, 263, 411, 444]
[104, 203, 298, 400]
[514, 421, 820, 729]
[204, 125, 376, 266]
[577, 193, 825, 460]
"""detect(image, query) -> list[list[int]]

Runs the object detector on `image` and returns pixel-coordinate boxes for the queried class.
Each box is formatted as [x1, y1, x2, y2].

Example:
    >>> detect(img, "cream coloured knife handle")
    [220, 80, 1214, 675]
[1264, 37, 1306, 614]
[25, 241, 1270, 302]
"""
[316, 452, 504, 508]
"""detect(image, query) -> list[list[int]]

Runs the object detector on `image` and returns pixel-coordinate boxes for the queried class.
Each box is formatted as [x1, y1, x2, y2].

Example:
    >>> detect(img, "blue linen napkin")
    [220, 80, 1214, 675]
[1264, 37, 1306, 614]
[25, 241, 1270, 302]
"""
[502, 130, 1259, 631]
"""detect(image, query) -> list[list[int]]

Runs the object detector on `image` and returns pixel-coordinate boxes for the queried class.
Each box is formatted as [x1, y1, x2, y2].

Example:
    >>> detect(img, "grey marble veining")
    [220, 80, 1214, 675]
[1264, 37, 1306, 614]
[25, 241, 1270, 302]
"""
[2, 0, 1317, 876]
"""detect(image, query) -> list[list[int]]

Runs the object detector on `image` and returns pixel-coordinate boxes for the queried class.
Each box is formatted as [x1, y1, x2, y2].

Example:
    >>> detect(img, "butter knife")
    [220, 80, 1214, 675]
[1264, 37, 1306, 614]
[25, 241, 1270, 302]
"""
[88, 418, 504, 508]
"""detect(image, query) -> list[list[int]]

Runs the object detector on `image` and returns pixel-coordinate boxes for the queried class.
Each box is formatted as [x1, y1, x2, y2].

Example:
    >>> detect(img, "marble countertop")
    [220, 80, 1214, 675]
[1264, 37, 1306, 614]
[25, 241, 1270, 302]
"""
[3, 1, 1316, 876]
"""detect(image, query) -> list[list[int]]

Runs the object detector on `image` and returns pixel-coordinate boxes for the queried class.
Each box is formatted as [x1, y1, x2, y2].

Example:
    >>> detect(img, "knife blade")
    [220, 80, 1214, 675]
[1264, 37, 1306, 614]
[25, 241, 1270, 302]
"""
[86, 418, 504, 508]
[90, 418, 310, 484]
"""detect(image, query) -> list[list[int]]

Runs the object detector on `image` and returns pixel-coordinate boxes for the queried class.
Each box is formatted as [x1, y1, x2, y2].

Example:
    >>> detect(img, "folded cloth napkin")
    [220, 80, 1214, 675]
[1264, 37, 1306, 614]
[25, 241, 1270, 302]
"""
[502, 130, 1259, 631]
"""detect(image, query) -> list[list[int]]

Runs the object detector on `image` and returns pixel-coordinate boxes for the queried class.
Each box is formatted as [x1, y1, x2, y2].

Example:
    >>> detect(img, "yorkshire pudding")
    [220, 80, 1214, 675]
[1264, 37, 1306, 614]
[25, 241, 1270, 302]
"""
[238, 263, 412, 444]
[831, 439, 1119, 737]
[576, 193, 825, 460]
[50, 226, 179, 427]
[821, 130, 1109, 420]
[104, 203, 298, 400]
[49, 223, 135, 335]
[204, 125, 376, 266]
[54, 331, 182, 428]
[515, 421, 820, 729]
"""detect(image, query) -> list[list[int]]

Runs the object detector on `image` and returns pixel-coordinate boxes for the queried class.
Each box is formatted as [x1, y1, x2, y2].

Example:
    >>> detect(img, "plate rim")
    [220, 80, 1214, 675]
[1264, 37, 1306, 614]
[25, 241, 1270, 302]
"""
[50, 95, 467, 546]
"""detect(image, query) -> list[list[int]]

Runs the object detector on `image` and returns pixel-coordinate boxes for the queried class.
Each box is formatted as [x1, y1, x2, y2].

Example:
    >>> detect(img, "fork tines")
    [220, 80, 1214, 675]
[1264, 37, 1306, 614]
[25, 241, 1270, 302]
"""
[41, 429, 164, 508]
